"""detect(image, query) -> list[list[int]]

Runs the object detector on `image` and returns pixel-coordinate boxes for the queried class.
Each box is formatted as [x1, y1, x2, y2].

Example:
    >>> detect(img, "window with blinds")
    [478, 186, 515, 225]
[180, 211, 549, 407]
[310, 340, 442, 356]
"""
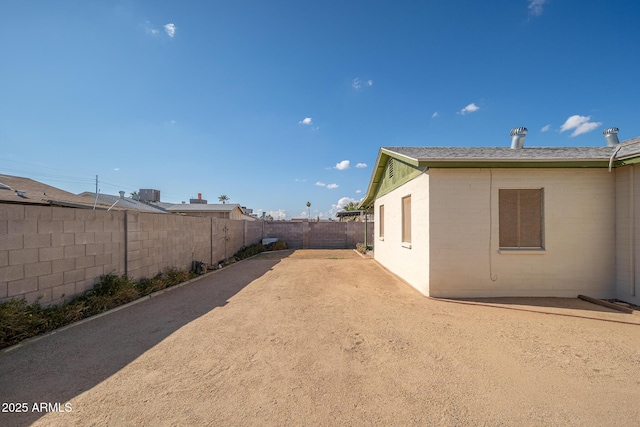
[499, 189, 543, 248]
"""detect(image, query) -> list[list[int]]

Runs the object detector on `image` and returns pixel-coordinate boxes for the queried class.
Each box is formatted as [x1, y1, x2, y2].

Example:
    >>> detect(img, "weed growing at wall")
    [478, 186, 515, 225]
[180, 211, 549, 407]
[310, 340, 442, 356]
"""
[0, 268, 194, 350]
[233, 243, 266, 260]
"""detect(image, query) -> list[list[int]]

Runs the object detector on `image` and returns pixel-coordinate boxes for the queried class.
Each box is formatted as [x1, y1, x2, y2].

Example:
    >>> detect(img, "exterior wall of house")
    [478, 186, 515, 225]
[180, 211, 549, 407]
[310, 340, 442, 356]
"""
[615, 164, 640, 306]
[374, 172, 430, 295]
[428, 168, 616, 298]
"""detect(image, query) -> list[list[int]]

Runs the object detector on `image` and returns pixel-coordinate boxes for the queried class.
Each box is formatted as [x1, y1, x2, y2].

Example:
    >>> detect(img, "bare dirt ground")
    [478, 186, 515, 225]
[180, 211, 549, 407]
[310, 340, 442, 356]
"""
[1, 249, 640, 426]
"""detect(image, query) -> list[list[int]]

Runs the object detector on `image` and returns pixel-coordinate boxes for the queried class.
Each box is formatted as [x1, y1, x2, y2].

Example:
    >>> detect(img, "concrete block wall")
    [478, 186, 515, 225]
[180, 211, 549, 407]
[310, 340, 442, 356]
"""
[210, 218, 262, 265]
[0, 205, 125, 305]
[1, 205, 369, 305]
[262, 221, 371, 249]
[127, 212, 212, 280]
[264, 222, 304, 248]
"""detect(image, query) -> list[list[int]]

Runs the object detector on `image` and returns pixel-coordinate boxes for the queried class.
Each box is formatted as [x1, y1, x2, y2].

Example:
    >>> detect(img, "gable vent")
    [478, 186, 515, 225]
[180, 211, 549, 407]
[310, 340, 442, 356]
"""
[387, 158, 394, 178]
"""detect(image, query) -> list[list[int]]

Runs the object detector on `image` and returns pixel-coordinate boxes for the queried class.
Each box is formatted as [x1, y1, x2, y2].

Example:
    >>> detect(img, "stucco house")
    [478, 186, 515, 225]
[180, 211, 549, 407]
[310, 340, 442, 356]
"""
[360, 128, 640, 306]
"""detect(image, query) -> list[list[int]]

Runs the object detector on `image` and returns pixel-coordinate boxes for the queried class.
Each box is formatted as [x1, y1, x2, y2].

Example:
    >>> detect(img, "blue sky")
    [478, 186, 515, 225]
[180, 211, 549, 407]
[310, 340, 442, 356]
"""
[2, 1, 639, 219]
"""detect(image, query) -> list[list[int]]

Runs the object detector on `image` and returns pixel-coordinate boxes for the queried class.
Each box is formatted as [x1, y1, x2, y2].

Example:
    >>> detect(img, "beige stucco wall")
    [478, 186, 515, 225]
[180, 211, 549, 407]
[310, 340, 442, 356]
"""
[374, 172, 430, 295]
[429, 168, 616, 298]
[615, 164, 640, 305]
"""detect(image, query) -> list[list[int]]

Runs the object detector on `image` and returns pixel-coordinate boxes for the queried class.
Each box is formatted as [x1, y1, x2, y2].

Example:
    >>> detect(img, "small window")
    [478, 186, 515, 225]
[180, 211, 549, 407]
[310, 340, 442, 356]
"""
[388, 158, 394, 178]
[499, 189, 543, 248]
[402, 195, 411, 243]
[379, 205, 385, 238]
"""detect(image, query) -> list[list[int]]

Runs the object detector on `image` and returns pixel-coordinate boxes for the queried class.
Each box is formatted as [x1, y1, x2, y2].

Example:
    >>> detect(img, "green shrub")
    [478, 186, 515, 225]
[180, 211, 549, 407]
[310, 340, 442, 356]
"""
[234, 243, 266, 260]
[0, 267, 196, 350]
[266, 241, 288, 251]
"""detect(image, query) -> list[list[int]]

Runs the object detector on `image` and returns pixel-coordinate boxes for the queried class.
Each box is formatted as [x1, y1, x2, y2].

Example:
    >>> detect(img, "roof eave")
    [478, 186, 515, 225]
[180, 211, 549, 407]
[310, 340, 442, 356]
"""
[417, 158, 611, 168]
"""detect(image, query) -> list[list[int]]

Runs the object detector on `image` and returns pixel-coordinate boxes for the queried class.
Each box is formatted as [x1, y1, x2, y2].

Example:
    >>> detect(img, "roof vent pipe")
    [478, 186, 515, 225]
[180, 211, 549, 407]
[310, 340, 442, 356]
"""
[603, 127, 620, 147]
[119, 191, 125, 199]
[510, 127, 528, 150]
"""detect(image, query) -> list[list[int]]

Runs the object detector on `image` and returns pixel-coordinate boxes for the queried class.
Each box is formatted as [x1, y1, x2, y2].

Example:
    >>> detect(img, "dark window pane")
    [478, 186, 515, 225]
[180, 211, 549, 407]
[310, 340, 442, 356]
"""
[519, 189, 542, 247]
[499, 190, 518, 247]
[402, 196, 411, 243]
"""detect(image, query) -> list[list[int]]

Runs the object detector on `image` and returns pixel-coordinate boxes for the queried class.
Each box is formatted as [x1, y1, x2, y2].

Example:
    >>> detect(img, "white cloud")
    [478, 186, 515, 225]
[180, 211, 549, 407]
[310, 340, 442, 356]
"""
[355, 163, 367, 168]
[528, 0, 547, 17]
[114, 168, 120, 172]
[431, 112, 440, 118]
[337, 196, 356, 208]
[298, 117, 313, 125]
[327, 183, 339, 189]
[335, 160, 350, 170]
[560, 115, 602, 137]
[257, 209, 288, 220]
[294, 178, 307, 182]
[352, 78, 373, 91]
[541, 124, 551, 132]
[459, 103, 479, 115]
[164, 23, 176, 37]
[315, 181, 326, 187]
[143, 21, 160, 36]
[355, 189, 362, 194]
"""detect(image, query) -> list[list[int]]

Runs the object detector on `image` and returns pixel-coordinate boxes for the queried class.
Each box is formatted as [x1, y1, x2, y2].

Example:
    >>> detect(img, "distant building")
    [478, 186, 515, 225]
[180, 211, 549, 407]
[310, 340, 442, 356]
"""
[165, 203, 255, 220]
[189, 193, 207, 204]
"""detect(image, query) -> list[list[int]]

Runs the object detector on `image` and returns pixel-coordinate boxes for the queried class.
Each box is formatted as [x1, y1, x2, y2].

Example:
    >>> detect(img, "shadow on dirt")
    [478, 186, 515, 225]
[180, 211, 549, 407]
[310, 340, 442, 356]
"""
[0, 256, 283, 427]
[454, 297, 633, 314]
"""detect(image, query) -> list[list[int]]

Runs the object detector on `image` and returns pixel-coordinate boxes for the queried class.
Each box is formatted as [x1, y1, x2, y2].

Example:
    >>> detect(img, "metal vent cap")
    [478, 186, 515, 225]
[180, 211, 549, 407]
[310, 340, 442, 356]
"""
[603, 127, 620, 147]
[510, 127, 528, 136]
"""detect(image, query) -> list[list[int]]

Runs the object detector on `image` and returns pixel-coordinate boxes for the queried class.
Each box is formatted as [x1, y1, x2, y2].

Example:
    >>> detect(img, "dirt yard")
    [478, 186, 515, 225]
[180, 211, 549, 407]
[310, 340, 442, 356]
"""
[1, 249, 640, 426]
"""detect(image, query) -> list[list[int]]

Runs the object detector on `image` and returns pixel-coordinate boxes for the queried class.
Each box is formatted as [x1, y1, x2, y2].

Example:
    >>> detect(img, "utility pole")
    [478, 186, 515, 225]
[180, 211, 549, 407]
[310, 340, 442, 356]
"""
[92, 175, 99, 210]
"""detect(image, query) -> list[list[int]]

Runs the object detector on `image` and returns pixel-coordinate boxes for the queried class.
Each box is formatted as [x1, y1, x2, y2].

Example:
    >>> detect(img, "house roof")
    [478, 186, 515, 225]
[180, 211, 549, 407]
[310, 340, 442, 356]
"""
[359, 136, 640, 209]
[165, 203, 244, 213]
[0, 174, 110, 209]
[78, 192, 167, 213]
[384, 146, 616, 163]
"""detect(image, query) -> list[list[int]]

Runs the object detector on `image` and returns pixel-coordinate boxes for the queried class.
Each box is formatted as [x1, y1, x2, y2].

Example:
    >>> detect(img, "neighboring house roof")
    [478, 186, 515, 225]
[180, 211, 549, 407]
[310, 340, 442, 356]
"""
[150, 201, 176, 210]
[360, 136, 640, 209]
[165, 203, 245, 213]
[0, 174, 109, 209]
[78, 192, 168, 213]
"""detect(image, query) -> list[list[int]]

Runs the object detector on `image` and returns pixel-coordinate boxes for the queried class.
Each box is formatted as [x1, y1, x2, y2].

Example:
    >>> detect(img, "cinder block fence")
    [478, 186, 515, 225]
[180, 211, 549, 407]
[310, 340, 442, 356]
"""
[1, 205, 372, 304]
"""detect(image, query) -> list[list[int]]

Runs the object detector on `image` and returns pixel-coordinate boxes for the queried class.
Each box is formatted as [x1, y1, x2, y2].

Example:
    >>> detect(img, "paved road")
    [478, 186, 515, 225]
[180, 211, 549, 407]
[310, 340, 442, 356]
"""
[1, 249, 639, 426]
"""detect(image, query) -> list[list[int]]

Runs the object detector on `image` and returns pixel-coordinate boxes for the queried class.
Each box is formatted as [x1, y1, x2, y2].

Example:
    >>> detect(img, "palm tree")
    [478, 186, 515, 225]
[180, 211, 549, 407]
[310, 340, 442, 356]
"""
[306, 201, 311, 219]
[218, 195, 229, 204]
[343, 201, 359, 211]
